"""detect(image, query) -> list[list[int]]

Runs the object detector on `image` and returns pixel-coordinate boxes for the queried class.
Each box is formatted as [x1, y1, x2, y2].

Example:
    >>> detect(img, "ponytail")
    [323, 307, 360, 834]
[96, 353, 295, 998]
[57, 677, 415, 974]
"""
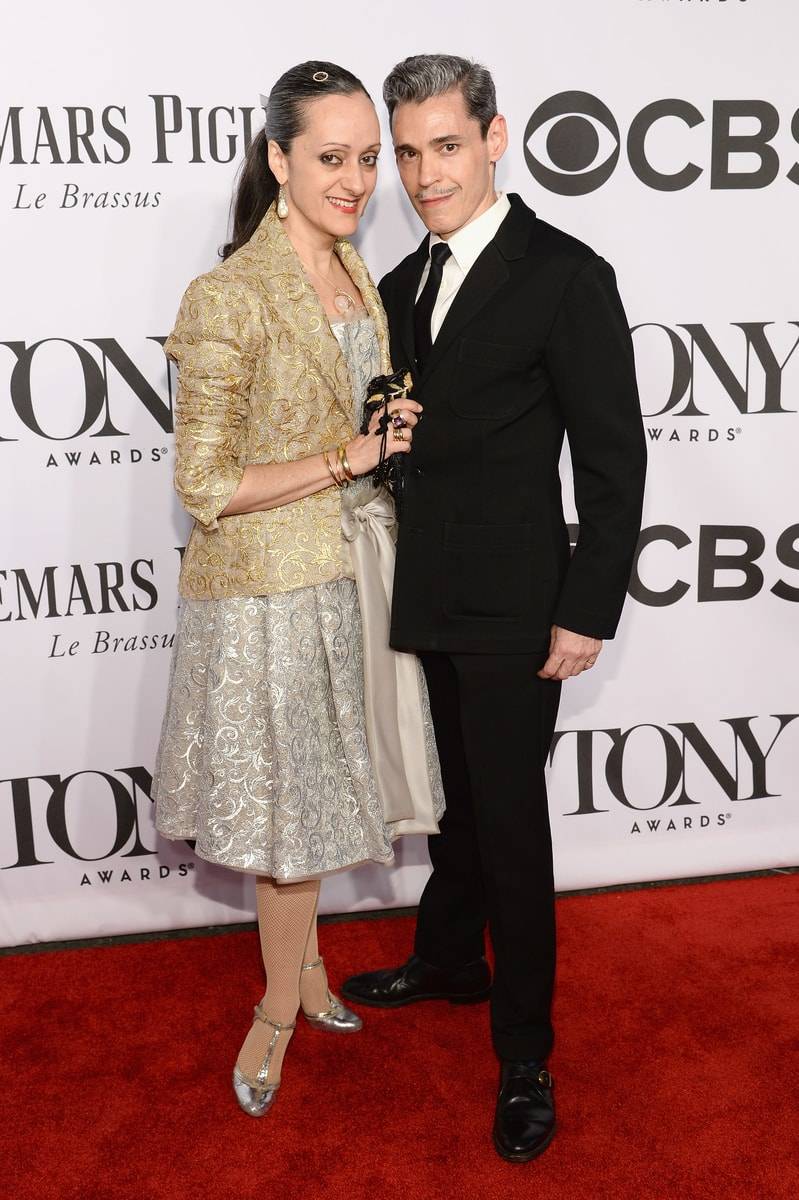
[221, 129, 278, 260]
[220, 60, 370, 261]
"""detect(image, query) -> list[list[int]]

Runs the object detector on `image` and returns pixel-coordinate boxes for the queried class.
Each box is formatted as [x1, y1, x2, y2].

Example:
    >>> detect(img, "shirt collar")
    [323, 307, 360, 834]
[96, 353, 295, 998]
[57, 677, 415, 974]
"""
[428, 191, 511, 275]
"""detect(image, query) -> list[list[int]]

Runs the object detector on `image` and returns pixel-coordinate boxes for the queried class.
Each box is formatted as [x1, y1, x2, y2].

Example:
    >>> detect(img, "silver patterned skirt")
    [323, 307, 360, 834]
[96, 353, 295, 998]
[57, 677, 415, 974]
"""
[152, 577, 441, 879]
[154, 314, 444, 879]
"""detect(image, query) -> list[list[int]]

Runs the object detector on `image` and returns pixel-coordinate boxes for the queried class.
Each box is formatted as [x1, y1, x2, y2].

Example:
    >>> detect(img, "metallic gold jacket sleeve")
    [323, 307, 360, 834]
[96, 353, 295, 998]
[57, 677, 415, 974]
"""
[165, 274, 261, 531]
[163, 204, 392, 601]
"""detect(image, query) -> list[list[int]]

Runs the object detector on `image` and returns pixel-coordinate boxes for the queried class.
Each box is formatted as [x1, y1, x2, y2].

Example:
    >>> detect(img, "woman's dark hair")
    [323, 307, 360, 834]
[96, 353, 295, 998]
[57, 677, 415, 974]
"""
[221, 61, 370, 259]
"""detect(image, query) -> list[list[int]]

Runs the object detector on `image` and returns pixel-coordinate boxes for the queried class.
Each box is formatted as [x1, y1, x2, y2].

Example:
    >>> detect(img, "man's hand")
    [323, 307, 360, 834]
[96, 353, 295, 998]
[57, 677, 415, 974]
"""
[537, 626, 602, 681]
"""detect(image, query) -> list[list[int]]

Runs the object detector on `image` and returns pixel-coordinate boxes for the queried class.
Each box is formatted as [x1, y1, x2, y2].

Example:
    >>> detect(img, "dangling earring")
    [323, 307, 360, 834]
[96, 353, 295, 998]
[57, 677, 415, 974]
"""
[277, 185, 289, 219]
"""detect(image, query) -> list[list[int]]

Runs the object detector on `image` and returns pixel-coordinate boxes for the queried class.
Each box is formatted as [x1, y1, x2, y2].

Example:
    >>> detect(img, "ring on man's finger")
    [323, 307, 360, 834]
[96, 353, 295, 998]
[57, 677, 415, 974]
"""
[391, 411, 407, 428]
[393, 428, 406, 442]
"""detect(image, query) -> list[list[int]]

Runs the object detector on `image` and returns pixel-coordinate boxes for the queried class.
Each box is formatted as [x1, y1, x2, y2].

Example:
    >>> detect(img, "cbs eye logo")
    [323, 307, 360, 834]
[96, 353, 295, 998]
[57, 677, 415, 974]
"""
[524, 91, 799, 194]
[524, 92, 620, 196]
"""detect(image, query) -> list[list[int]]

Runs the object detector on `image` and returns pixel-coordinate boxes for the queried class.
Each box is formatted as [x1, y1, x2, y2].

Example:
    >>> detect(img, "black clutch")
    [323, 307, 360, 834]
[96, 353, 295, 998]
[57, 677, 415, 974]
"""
[360, 368, 413, 515]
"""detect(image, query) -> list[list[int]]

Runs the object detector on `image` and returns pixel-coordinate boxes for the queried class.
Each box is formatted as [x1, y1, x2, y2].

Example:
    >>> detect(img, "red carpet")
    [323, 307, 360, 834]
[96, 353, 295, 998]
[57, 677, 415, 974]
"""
[2, 874, 797, 1200]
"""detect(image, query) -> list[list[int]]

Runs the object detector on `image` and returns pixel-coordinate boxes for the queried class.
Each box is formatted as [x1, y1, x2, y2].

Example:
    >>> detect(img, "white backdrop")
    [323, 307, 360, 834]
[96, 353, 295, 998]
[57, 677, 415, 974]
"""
[1, 0, 797, 946]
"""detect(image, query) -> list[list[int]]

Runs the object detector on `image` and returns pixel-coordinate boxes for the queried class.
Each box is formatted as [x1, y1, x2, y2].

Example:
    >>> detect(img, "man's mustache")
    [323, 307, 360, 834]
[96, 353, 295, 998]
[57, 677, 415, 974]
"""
[415, 187, 458, 202]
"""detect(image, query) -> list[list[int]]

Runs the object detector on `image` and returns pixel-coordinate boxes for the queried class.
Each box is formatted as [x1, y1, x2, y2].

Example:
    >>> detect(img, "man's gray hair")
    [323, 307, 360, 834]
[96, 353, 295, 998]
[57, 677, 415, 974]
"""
[383, 54, 497, 135]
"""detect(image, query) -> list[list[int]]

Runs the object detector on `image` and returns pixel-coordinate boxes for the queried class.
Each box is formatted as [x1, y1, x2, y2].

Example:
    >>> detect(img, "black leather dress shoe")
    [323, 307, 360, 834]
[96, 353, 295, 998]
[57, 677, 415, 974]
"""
[493, 1060, 556, 1162]
[341, 954, 491, 1008]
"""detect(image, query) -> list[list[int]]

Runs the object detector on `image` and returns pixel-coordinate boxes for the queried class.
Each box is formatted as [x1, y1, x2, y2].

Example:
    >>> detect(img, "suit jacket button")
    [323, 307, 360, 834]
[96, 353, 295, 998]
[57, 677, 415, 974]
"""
[412, 466, 424, 477]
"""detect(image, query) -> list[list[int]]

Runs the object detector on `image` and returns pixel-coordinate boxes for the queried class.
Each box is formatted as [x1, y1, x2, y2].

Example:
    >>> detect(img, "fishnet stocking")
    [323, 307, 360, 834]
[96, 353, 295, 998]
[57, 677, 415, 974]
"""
[235, 875, 320, 1087]
[299, 892, 332, 1014]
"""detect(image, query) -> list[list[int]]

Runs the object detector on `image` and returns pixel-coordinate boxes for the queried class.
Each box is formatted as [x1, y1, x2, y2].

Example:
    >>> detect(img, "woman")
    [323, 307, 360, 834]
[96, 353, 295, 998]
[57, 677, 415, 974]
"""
[152, 62, 444, 1118]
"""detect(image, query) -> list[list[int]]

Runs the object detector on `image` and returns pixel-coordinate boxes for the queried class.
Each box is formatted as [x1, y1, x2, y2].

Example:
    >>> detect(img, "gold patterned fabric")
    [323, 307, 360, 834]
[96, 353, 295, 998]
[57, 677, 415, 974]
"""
[153, 318, 444, 878]
[165, 203, 391, 599]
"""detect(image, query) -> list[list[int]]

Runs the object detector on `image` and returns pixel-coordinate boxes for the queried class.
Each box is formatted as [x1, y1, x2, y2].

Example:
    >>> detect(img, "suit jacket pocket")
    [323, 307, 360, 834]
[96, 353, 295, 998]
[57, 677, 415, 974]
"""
[450, 338, 539, 420]
[442, 522, 545, 622]
[458, 339, 530, 368]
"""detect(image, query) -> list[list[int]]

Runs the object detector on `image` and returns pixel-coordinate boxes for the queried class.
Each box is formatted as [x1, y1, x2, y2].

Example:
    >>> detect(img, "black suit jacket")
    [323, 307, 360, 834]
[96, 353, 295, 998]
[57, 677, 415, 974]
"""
[381, 193, 647, 654]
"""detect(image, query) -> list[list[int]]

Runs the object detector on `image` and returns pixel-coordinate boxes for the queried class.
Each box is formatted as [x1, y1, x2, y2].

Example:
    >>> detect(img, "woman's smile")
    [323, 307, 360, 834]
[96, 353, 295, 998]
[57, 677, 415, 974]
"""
[326, 195, 359, 213]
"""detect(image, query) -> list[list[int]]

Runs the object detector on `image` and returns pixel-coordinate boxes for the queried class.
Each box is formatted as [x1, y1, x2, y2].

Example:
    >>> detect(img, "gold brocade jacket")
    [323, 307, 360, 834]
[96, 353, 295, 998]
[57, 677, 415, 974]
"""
[165, 203, 391, 600]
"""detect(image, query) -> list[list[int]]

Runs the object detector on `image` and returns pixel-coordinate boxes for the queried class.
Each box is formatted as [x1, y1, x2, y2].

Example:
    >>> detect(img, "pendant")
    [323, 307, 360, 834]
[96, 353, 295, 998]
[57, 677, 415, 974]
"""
[334, 290, 355, 315]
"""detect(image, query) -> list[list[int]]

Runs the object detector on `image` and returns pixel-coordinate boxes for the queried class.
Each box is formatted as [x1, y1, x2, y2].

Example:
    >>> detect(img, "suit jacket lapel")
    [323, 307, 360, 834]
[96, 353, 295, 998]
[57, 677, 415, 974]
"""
[421, 241, 509, 381]
[419, 194, 534, 381]
[395, 238, 430, 380]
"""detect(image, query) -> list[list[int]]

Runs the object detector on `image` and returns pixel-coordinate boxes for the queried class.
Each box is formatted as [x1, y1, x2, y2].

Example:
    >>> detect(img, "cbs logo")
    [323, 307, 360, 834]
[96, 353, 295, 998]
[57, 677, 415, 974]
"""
[523, 91, 799, 195]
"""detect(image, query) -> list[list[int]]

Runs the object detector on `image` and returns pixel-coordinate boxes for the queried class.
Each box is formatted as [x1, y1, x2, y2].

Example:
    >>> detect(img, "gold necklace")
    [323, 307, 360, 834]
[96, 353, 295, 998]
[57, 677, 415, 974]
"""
[302, 258, 358, 315]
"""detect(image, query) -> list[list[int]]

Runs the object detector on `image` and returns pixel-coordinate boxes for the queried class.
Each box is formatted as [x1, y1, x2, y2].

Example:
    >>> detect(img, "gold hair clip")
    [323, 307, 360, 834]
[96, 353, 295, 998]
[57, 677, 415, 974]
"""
[312, 71, 329, 83]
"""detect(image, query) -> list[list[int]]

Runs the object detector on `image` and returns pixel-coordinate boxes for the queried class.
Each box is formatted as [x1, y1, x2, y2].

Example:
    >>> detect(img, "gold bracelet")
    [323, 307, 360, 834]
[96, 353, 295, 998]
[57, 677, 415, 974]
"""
[337, 442, 356, 483]
[332, 449, 348, 487]
[322, 449, 344, 488]
[330, 448, 348, 487]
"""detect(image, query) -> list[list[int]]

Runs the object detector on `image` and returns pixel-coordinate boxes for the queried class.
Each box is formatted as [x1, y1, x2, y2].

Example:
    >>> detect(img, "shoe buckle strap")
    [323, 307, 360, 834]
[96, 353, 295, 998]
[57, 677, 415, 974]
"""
[252, 1005, 297, 1033]
[505, 1065, 553, 1089]
[300, 957, 335, 1019]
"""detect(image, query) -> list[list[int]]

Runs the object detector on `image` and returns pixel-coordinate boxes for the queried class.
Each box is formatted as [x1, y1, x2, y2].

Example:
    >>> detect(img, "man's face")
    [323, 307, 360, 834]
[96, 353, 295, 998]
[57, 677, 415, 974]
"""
[391, 88, 507, 238]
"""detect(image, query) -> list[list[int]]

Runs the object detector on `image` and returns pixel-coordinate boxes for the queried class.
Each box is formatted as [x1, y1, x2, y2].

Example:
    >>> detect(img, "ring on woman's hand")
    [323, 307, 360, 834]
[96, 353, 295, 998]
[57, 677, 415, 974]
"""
[392, 428, 406, 442]
[391, 410, 407, 428]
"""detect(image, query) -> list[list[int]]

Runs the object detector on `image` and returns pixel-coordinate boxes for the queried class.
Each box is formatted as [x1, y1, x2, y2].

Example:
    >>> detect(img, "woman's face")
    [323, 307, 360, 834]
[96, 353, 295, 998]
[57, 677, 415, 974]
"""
[270, 92, 381, 240]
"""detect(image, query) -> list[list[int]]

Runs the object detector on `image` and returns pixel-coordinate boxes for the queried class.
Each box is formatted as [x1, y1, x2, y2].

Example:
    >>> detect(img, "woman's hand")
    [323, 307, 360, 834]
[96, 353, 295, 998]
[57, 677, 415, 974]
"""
[346, 398, 424, 476]
[221, 398, 425, 515]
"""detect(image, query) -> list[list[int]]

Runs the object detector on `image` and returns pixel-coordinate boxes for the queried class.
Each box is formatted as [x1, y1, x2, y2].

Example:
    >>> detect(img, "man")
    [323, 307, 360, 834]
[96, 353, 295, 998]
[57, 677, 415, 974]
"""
[342, 55, 646, 1162]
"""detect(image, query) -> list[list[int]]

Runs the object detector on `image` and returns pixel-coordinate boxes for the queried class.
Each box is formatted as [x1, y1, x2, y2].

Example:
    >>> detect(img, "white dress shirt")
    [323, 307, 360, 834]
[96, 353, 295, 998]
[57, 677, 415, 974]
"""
[415, 191, 512, 342]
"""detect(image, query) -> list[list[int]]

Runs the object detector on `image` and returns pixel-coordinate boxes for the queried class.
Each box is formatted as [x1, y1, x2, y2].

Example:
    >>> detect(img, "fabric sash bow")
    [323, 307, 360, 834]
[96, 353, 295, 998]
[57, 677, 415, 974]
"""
[341, 489, 439, 835]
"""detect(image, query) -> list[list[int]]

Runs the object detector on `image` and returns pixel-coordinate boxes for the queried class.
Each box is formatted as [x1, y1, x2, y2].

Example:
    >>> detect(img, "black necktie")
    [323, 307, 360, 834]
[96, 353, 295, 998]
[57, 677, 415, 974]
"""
[414, 242, 452, 370]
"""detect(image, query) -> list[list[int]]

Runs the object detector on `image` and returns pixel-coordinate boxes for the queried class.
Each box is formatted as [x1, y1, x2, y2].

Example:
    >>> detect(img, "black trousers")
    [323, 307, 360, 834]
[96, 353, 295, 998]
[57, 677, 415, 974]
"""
[415, 651, 562, 1062]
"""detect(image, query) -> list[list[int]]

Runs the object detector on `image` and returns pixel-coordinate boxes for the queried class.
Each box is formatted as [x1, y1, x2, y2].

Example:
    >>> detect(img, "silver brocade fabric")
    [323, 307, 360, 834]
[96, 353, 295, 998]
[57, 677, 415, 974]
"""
[152, 317, 444, 879]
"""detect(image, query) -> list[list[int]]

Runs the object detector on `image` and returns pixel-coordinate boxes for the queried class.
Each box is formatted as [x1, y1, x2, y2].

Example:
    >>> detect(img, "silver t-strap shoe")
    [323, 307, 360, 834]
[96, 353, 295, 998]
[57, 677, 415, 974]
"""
[232, 1006, 296, 1117]
[301, 956, 363, 1033]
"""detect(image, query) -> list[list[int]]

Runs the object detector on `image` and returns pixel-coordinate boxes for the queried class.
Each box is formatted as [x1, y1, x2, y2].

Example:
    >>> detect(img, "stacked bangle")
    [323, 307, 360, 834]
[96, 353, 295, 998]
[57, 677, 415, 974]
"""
[322, 448, 344, 487]
[322, 442, 357, 488]
[337, 442, 356, 483]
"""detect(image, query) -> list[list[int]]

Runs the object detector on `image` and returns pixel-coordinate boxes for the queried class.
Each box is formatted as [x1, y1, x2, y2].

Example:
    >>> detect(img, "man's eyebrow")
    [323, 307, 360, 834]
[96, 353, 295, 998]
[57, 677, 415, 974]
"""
[394, 134, 462, 153]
